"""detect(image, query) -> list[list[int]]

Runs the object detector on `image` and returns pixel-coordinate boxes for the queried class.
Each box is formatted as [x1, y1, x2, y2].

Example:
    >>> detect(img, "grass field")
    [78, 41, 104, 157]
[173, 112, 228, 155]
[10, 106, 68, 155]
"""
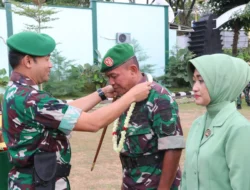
[68, 101, 250, 190]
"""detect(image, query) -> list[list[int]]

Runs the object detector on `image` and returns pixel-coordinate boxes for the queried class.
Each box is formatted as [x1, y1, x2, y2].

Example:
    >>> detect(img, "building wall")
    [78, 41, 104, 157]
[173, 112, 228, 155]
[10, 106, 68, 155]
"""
[97, 2, 166, 76]
[175, 30, 248, 50]
[0, 8, 8, 75]
[11, 5, 94, 67]
[176, 34, 190, 49]
[221, 30, 248, 49]
[1, 2, 170, 77]
[169, 29, 178, 50]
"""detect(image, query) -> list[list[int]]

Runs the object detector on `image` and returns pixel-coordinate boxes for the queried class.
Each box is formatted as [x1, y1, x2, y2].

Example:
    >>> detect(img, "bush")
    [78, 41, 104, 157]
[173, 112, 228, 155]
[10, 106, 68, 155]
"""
[44, 50, 107, 98]
[0, 68, 9, 87]
[223, 48, 250, 62]
[158, 46, 195, 88]
[80, 63, 107, 92]
[131, 39, 155, 75]
[44, 65, 85, 98]
[44, 50, 86, 98]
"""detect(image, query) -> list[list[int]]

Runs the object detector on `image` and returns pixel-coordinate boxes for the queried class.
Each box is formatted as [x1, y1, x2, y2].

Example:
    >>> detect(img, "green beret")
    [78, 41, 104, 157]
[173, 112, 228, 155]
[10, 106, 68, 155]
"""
[7, 31, 56, 56]
[100, 43, 135, 72]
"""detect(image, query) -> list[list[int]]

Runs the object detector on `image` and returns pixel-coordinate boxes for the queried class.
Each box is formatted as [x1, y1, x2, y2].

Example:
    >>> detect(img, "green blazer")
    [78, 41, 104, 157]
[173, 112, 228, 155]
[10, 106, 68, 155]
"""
[181, 102, 250, 190]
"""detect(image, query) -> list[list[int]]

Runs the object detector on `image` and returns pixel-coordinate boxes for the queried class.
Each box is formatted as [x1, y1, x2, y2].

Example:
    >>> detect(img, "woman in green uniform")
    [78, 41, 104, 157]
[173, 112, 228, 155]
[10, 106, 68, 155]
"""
[181, 54, 250, 190]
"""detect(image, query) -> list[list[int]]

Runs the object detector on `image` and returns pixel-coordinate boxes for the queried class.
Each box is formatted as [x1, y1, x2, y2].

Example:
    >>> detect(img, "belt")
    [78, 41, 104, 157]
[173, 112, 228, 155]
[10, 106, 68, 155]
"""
[15, 163, 71, 177]
[120, 152, 164, 169]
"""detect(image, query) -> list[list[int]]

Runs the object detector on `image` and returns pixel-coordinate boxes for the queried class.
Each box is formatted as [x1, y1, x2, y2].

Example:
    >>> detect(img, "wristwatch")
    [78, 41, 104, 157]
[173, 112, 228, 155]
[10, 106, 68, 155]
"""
[97, 88, 107, 101]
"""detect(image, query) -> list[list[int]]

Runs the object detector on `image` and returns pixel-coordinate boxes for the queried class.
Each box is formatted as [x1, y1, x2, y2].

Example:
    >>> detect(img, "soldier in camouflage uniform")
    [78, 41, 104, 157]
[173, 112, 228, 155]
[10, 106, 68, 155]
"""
[101, 43, 185, 190]
[236, 82, 250, 109]
[2, 32, 151, 190]
[246, 82, 250, 104]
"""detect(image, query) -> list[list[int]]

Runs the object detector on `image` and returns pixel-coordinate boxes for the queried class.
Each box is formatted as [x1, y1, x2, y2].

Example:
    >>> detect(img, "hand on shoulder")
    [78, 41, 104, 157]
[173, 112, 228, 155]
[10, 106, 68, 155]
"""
[127, 81, 152, 102]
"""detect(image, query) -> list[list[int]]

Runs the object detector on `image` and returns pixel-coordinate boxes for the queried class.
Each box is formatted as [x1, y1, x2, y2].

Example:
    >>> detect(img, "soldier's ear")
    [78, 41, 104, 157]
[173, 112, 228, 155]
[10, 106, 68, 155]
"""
[129, 64, 139, 75]
[22, 55, 32, 69]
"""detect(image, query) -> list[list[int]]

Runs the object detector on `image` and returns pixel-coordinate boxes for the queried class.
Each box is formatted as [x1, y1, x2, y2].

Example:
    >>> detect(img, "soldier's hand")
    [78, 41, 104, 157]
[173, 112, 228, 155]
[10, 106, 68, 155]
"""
[102, 85, 117, 99]
[0, 130, 3, 143]
[128, 81, 152, 102]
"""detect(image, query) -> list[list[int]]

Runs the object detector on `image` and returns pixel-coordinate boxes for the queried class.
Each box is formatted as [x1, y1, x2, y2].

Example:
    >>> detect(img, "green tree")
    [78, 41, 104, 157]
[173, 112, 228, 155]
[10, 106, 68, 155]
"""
[0, 69, 9, 87]
[131, 39, 149, 62]
[207, 0, 250, 56]
[223, 48, 250, 62]
[49, 49, 74, 82]
[0, 68, 9, 101]
[140, 64, 155, 75]
[46, 0, 89, 7]
[196, 0, 213, 17]
[11, 0, 58, 90]
[13, 0, 90, 7]
[80, 63, 107, 91]
[160, 46, 195, 88]
[44, 50, 85, 97]
[11, 0, 59, 33]
[167, 0, 196, 27]
[130, 39, 155, 75]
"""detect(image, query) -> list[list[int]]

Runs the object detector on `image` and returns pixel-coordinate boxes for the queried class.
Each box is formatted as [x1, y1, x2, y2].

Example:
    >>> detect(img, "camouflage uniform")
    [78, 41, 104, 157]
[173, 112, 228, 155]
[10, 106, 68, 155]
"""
[2, 72, 82, 190]
[237, 82, 250, 108]
[245, 82, 250, 105]
[116, 76, 185, 190]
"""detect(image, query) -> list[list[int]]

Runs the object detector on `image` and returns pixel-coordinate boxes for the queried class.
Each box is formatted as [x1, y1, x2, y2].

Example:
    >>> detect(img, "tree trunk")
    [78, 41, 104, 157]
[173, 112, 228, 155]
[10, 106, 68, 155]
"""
[232, 20, 240, 56]
[185, 0, 196, 26]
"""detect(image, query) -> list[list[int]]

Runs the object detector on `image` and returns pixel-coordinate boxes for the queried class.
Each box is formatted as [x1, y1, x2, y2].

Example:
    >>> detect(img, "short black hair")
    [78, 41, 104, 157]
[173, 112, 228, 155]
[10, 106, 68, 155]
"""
[132, 56, 139, 69]
[8, 49, 25, 69]
[8, 50, 37, 69]
[126, 56, 139, 69]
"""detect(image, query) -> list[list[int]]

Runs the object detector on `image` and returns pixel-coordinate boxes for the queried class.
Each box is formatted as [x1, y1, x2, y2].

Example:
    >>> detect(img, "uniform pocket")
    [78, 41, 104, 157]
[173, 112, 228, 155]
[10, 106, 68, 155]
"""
[125, 125, 153, 154]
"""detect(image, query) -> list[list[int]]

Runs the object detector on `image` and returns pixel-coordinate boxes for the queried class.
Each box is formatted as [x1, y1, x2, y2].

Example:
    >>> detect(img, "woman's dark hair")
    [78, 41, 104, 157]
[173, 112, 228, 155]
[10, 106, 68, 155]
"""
[8, 50, 37, 69]
[189, 62, 196, 73]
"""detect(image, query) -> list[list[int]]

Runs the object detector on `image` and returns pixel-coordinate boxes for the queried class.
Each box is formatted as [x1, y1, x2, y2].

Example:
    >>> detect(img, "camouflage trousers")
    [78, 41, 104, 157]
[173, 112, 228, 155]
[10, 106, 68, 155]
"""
[237, 87, 250, 105]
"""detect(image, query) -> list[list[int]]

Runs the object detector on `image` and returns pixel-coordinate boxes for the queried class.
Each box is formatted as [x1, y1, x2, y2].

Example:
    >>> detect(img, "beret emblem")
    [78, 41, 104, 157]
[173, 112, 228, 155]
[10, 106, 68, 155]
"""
[104, 57, 114, 67]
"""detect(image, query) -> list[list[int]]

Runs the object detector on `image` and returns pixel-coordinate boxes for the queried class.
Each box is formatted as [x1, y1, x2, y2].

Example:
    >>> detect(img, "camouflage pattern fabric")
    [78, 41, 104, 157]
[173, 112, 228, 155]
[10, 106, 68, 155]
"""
[237, 94, 241, 106]
[116, 75, 185, 190]
[237, 83, 250, 106]
[245, 83, 250, 105]
[2, 72, 82, 190]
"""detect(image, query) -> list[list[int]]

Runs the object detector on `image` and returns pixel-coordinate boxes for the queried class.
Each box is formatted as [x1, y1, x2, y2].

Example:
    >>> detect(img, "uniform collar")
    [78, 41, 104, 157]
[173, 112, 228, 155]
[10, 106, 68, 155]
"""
[138, 73, 146, 83]
[200, 102, 236, 146]
[138, 73, 151, 83]
[209, 102, 236, 127]
[10, 71, 39, 90]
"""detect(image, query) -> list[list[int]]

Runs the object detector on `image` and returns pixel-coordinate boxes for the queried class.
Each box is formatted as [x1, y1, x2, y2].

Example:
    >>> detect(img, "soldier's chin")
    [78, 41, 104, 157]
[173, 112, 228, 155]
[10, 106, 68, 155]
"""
[43, 77, 50, 83]
[115, 89, 123, 96]
[119, 91, 129, 96]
